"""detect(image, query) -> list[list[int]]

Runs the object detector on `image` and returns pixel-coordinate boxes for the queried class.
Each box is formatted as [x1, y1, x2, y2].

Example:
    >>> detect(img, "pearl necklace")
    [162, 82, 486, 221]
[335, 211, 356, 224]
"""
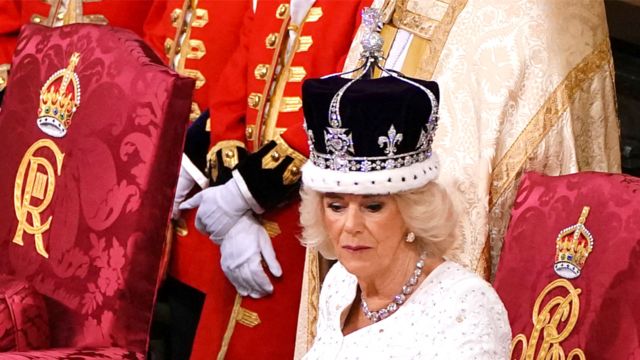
[360, 251, 427, 323]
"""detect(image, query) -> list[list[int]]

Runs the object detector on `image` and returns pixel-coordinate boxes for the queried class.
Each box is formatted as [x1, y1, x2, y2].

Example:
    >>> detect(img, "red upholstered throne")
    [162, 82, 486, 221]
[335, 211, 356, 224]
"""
[494, 171, 640, 359]
[0, 24, 193, 358]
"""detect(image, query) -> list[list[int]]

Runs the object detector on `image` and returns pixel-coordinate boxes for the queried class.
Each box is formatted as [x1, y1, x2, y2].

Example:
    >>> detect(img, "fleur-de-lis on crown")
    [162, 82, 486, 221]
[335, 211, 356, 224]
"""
[378, 125, 403, 155]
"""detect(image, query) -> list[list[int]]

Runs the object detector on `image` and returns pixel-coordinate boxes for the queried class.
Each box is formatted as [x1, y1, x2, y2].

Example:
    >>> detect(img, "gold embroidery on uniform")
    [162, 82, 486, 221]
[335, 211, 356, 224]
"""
[489, 40, 612, 209]
[218, 294, 262, 360]
[511, 279, 585, 360]
[260, 219, 281, 238]
[12, 139, 65, 259]
[296, 36, 313, 52]
[261, 137, 306, 185]
[191, 8, 209, 28]
[207, 140, 245, 181]
[237, 307, 261, 327]
[253, 11, 291, 149]
[186, 39, 206, 60]
[171, 9, 183, 27]
[287, 66, 307, 82]
[279, 96, 302, 112]
[218, 294, 242, 360]
[305, 7, 323, 22]
[210, 140, 245, 168]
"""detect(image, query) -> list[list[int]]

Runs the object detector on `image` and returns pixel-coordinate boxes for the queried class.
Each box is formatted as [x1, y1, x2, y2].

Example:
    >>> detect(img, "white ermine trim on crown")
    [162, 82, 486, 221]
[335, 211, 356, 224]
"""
[301, 153, 439, 194]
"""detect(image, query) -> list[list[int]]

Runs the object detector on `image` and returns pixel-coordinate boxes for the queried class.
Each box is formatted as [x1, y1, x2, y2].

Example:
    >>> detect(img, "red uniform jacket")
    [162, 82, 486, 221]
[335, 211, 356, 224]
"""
[143, 0, 251, 120]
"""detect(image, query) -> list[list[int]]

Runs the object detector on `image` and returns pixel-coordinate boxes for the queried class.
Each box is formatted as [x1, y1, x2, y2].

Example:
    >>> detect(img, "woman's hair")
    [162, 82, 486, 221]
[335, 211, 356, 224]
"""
[299, 182, 458, 259]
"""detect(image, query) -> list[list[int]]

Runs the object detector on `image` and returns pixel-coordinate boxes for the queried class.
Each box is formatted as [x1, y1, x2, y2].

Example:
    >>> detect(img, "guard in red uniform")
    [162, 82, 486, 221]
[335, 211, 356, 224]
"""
[178, 1, 369, 358]
[142, 1, 251, 359]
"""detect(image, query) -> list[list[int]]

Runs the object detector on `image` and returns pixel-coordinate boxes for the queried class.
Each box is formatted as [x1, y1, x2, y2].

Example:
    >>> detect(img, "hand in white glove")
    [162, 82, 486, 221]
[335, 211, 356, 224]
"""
[221, 213, 282, 298]
[179, 178, 250, 243]
[172, 163, 197, 220]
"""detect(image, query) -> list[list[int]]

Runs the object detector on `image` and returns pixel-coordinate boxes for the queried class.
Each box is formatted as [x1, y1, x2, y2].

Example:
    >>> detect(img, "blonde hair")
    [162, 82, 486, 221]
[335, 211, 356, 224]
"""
[299, 182, 458, 259]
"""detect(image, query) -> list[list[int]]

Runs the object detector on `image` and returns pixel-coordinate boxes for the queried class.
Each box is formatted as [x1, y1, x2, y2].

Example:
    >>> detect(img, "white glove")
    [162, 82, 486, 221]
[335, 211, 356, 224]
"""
[179, 178, 250, 243]
[221, 213, 282, 298]
[172, 163, 196, 220]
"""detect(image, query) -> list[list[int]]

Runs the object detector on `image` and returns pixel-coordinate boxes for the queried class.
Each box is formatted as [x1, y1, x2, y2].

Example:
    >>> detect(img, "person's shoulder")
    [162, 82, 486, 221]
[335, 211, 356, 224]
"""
[321, 262, 357, 296]
[433, 261, 499, 300]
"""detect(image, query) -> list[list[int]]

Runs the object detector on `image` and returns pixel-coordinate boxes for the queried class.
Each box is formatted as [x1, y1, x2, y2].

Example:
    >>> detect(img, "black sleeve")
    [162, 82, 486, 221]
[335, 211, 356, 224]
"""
[235, 139, 305, 210]
[183, 109, 211, 174]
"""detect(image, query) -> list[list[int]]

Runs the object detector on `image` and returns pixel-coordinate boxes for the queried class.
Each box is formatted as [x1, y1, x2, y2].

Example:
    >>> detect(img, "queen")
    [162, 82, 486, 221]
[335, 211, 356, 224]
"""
[298, 67, 511, 358]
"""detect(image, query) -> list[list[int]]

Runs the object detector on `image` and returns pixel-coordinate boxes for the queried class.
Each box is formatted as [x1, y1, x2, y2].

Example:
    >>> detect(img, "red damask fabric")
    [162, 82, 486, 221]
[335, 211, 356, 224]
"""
[494, 171, 640, 359]
[0, 24, 193, 354]
[0, 276, 49, 352]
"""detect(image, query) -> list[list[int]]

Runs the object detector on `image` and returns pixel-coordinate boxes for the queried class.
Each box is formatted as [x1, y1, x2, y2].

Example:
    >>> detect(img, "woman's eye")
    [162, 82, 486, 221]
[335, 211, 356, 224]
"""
[327, 202, 344, 212]
[365, 203, 383, 212]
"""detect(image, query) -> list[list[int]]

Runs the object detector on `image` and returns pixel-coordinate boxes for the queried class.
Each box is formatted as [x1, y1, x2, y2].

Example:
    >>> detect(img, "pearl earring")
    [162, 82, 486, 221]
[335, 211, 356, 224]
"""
[405, 231, 415, 243]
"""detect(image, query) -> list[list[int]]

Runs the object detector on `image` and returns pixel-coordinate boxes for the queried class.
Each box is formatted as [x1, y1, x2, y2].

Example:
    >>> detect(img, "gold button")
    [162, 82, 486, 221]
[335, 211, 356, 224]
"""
[224, 150, 234, 159]
[32, 16, 42, 24]
[174, 45, 181, 53]
[276, 4, 289, 18]
[246, 126, 254, 140]
[270, 151, 281, 161]
[254, 64, 269, 80]
[290, 166, 300, 176]
[247, 93, 262, 109]
[265, 33, 278, 48]
[164, 40, 173, 54]
[56, 13, 64, 20]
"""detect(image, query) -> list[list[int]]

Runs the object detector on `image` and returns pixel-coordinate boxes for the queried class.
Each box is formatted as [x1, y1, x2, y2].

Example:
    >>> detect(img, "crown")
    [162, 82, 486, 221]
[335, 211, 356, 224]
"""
[554, 206, 594, 279]
[37, 52, 81, 138]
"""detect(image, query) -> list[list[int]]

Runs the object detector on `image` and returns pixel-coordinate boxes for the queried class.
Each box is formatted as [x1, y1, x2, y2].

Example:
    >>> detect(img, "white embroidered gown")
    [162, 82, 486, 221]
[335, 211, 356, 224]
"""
[303, 261, 511, 359]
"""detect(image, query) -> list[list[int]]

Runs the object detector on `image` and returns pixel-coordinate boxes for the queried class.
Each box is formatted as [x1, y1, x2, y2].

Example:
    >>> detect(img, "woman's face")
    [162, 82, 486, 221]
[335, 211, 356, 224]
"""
[322, 193, 410, 279]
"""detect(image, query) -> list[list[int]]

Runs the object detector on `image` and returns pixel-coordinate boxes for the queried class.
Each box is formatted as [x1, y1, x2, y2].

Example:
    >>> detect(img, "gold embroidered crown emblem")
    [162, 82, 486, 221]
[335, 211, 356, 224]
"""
[37, 52, 81, 138]
[554, 206, 594, 279]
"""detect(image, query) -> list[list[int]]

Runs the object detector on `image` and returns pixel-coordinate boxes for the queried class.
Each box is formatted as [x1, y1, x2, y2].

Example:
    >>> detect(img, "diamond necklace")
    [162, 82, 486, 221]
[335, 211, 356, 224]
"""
[360, 251, 427, 323]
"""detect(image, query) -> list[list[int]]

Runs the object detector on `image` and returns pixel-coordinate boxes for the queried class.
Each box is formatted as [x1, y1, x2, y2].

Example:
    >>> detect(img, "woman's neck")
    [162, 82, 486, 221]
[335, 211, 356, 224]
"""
[357, 247, 421, 309]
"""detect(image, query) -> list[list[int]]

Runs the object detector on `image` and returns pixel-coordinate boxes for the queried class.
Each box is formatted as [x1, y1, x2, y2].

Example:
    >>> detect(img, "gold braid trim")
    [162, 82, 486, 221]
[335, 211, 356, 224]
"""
[489, 39, 613, 210]
[217, 294, 262, 360]
[413, 0, 468, 79]
[261, 136, 306, 185]
[306, 249, 320, 348]
[217, 294, 242, 360]
[207, 140, 246, 181]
